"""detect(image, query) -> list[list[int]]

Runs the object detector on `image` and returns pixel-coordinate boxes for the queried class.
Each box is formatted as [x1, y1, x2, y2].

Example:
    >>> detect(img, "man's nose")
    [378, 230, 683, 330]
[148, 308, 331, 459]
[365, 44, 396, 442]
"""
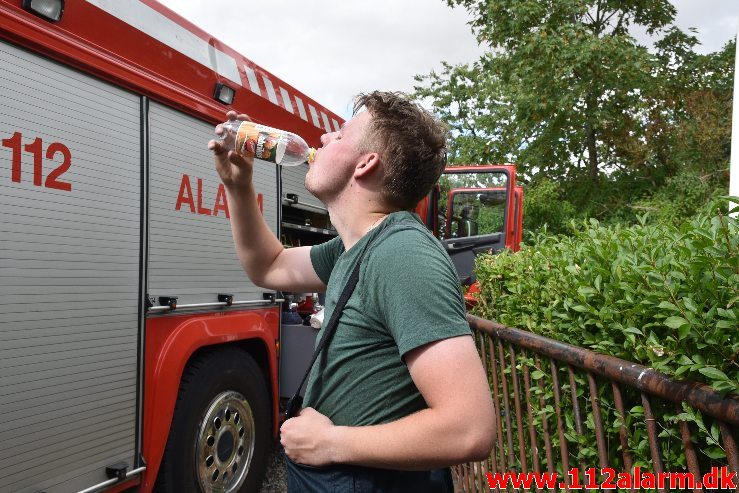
[320, 132, 336, 146]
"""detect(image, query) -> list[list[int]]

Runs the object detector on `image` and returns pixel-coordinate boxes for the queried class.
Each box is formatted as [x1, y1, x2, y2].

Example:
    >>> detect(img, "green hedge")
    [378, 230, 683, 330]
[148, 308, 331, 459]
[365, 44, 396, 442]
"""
[472, 198, 737, 473]
[475, 198, 738, 393]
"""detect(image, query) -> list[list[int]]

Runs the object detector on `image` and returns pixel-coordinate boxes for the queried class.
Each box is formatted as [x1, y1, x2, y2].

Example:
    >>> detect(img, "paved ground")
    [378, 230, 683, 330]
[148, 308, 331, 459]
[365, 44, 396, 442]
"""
[258, 443, 287, 493]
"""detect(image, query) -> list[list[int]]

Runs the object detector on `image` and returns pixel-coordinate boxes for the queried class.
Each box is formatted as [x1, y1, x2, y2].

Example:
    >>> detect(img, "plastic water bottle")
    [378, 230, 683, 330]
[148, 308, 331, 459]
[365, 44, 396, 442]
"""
[215, 120, 316, 166]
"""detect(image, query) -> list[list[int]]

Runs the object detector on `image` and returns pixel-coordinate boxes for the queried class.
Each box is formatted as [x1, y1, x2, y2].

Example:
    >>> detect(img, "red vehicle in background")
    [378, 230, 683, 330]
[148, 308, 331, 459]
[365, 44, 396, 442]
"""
[415, 165, 523, 306]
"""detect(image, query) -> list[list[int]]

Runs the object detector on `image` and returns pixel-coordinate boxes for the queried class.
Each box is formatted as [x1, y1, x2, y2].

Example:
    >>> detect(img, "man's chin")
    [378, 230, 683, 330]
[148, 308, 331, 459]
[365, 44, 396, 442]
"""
[304, 180, 321, 201]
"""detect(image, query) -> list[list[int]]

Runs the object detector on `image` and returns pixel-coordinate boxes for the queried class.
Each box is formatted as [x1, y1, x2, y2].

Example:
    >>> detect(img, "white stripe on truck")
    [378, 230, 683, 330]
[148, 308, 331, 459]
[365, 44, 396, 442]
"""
[85, 0, 337, 129]
[86, 0, 241, 85]
[280, 87, 294, 114]
[262, 75, 279, 105]
[243, 65, 262, 95]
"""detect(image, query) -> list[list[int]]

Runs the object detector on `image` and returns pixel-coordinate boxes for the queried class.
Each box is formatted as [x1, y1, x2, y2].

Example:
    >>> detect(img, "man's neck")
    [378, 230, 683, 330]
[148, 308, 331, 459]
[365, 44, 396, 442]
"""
[328, 204, 396, 251]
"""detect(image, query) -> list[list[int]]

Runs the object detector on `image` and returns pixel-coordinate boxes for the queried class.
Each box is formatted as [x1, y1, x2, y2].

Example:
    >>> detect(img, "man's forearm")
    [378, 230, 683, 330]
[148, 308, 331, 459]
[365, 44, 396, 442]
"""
[327, 338, 496, 470]
[329, 407, 493, 470]
[225, 184, 284, 286]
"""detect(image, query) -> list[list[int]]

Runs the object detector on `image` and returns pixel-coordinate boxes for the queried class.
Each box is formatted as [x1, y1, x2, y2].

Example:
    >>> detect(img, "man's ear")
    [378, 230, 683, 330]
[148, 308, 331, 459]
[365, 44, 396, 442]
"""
[354, 153, 381, 179]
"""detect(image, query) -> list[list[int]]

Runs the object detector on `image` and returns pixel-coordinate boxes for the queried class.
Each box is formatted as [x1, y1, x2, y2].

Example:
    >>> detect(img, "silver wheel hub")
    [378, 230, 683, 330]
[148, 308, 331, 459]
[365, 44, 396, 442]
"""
[196, 391, 255, 492]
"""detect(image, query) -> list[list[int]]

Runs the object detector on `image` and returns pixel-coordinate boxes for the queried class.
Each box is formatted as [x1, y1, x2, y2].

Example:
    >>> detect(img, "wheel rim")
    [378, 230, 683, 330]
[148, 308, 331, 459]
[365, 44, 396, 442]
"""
[195, 391, 255, 493]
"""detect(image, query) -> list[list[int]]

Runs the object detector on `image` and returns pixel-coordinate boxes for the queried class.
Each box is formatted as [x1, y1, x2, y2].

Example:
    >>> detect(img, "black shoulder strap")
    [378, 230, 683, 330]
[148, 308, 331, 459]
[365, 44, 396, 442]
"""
[284, 220, 414, 419]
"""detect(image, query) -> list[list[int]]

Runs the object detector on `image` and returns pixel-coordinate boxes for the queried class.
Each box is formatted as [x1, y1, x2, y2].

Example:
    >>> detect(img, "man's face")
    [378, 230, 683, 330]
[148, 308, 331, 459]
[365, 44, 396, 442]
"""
[305, 111, 372, 202]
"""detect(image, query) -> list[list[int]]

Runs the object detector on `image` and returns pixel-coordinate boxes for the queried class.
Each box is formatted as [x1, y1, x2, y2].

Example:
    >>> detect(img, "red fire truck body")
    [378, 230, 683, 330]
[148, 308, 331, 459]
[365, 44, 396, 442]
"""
[0, 2, 521, 492]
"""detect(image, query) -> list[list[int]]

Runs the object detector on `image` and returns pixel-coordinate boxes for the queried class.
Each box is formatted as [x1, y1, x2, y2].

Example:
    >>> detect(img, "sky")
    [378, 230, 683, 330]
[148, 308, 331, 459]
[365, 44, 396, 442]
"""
[157, 0, 739, 120]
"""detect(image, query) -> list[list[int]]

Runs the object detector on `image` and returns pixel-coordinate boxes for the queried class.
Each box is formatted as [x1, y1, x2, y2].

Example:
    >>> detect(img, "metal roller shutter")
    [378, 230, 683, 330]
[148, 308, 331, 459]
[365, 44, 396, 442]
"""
[148, 102, 278, 306]
[0, 41, 141, 493]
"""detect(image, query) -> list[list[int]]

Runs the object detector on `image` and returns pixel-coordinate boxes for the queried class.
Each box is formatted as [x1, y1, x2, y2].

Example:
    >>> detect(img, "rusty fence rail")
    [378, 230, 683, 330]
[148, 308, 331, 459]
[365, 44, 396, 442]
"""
[453, 315, 739, 493]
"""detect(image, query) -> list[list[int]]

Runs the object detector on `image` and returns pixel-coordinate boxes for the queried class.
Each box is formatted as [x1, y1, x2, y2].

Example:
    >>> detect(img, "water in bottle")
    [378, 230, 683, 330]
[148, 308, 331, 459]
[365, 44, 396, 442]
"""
[215, 120, 316, 166]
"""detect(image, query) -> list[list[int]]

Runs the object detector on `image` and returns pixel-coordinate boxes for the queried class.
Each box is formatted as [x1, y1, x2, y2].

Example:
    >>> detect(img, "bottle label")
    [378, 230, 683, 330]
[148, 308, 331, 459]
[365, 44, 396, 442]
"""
[236, 122, 286, 164]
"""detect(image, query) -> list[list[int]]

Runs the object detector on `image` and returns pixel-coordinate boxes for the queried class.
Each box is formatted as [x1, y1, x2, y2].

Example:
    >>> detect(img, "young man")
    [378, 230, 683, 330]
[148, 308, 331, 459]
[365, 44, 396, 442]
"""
[209, 91, 495, 491]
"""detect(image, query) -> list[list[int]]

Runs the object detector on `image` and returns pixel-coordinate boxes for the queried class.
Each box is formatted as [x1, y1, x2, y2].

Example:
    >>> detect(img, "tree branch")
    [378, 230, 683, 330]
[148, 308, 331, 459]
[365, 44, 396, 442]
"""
[602, 10, 618, 24]
[611, 12, 627, 36]
[594, 0, 603, 33]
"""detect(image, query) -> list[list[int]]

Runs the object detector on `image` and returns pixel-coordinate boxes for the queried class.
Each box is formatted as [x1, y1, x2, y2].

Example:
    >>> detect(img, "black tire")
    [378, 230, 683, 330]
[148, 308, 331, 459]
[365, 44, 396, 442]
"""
[155, 347, 272, 493]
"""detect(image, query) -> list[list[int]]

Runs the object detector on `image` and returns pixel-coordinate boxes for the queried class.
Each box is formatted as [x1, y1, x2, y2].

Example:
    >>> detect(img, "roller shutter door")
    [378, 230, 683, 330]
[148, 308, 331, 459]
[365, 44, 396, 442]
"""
[0, 41, 141, 493]
[148, 102, 278, 306]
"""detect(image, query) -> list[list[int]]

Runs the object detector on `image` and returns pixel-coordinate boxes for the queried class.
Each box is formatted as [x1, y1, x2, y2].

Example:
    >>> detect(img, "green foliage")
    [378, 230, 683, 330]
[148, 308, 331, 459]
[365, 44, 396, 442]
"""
[475, 198, 738, 391]
[416, 0, 679, 182]
[522, 177, 575, 234]
[414, 1, 734, 231]
[633, 168, 726, 225]
[472, 199, 738, 476]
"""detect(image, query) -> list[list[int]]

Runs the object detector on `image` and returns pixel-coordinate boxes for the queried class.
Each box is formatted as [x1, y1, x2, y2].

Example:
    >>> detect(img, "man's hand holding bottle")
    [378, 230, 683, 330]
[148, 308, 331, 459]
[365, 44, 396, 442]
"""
[208, 111, 255, 193]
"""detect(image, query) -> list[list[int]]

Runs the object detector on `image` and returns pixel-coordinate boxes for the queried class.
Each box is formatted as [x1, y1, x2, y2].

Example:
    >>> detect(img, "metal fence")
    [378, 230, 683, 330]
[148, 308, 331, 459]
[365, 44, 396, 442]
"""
[453, 315, 739, 492]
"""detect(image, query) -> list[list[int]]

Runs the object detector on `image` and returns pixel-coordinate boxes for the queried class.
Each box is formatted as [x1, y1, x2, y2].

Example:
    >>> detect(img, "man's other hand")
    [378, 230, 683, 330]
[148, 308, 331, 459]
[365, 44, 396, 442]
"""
[280, 407, 339, 467]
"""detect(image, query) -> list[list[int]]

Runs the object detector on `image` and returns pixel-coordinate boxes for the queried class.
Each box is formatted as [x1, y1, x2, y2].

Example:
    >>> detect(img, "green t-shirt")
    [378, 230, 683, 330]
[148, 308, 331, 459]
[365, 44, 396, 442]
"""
[305, 211, 471, 426]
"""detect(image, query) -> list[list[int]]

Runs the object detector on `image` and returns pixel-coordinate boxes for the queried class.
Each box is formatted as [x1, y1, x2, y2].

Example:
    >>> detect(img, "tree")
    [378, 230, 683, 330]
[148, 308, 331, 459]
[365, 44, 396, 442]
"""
[656, 33, 735, 177]
[415, 0, 679, 186]
[415, 0, 734, 230]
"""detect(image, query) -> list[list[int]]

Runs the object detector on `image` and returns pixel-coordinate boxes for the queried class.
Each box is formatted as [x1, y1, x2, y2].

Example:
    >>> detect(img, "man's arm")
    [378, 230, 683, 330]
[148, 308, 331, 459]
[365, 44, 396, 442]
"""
[209, 113, 325, 293]
[280, 334, 496, 470]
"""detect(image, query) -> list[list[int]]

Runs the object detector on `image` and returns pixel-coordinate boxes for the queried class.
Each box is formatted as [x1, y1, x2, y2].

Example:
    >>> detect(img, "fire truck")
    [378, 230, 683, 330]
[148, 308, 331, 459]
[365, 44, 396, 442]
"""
[0, 1, 522, 492]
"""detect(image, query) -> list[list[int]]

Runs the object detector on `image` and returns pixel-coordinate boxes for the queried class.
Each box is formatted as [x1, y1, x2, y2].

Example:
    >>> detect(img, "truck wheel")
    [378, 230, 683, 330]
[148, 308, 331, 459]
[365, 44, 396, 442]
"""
[156, 347, 271, 493]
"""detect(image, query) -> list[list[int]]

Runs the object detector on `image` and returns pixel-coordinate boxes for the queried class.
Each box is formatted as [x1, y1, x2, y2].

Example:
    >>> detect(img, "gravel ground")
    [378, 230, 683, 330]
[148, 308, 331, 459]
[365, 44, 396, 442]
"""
[258, 442, 287, 493]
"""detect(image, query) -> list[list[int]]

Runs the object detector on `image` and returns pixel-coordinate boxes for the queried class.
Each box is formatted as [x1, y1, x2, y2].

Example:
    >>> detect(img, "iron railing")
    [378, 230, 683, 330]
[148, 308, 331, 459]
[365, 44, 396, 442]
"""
[454, 315, 739, 493]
